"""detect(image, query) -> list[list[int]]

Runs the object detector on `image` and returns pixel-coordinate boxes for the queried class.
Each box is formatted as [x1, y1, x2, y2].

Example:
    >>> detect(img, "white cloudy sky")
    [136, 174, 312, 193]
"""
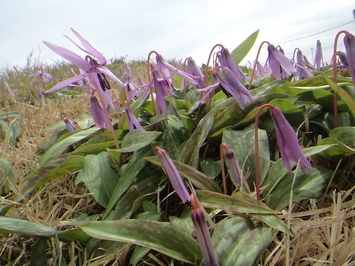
[0, 0, 354, 69]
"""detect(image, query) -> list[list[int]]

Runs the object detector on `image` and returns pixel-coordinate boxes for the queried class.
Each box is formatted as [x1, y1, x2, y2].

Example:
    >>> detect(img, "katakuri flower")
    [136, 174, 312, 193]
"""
[343, 32, 355, 85]
[270, 106, 313, 172]
[217, 67, 254, 109]
[125, 102, 144, 131]
[155, 147, 191, 203]
[295, 50, 314, 80]
[267, 44, 295, 80]
[191, 194, 219, 266]
[43, 28, 124, 95]
[217, 47, 246, 82]
[186, 57, 204, 88]
[90, 94, 109, 129]
[223, 146, 242, 187]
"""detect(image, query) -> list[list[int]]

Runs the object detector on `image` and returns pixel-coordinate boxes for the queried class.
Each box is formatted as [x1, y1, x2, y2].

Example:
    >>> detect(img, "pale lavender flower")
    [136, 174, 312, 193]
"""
[155, 147, 191, 203]
[186, 57, 204, 88]
[125, 102, 144, 131]
[343, 33, 355, 85]
[267, 44, 295, 80]
[155, 54, 198, 86]
[270, 106, 313, 172]
[90, 94, 109, 129]
[217, 67, 253, 109]
[29, 66, 54, 83]
[314, 40, 323, 70]
[152, 69, 170, 115]
[217, 47, 246, 82]
[191, 194, 219, 266]
[43, 28, 124, 95]
[295, 50, 314, 80]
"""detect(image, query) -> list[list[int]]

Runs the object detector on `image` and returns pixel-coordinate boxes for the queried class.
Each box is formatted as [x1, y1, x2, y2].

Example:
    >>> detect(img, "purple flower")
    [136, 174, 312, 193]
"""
[267, 44, 295, 80]
[62, 115, 77, 131]
[224, 146, 242, 186]
[29, 66, 54, 83]
[343, 33, 355, 85]
[186, 57, 204, 88]
[191, 194, 219, 266]
[155, 147, 191, 203]
[217, 47, 246, 83]
[90, 94, 109, 129]
[270, 106, 313, 172]
[152, 69, 170, 115]
[314, 40, 323, 70]
[155, 54, 198, 86]
[43, 28, 124, 94]
[295, 50, 314, 80]
[125, 102, 144, 131]
[217, 67, 253, 109]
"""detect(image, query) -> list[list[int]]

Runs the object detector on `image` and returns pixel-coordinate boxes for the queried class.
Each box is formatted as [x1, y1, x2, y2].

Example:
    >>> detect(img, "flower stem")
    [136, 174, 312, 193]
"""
[248, 41, 270, 90]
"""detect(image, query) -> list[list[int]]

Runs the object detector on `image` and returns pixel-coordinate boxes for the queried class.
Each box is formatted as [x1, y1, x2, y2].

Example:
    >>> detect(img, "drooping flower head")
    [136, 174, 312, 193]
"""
[267, 44, 295, 80]
[222, 145, 242, 187]
[269, 106, 313, 172]
[90, 93, 109, 129]
[295, 49, 314, 80]
[125, 102, 144, 131]
[343, 32, 355, 85]
[155, 147, 191, 203]
[186, 57, 204, 88]
[191, 194, 219, 266]
[217, 67, 253, 109]
[216, 47, 246, 82]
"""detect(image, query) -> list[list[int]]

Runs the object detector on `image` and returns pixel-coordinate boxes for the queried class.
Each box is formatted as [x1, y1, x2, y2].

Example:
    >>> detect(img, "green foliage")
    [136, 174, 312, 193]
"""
[1, 30, 355, 265]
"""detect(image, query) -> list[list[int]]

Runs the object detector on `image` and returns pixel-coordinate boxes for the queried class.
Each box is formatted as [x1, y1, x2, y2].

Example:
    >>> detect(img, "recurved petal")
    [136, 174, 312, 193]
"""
[45, 73, 90, 93]
[43, 41, 92, 72]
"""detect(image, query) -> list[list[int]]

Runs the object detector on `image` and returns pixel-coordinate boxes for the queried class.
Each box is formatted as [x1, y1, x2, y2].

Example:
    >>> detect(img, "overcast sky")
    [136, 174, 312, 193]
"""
[0, 0, 354, 70]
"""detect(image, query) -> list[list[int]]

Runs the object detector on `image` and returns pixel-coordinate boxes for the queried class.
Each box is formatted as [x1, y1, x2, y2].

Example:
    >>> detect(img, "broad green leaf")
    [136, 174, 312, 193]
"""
[37, 127, 100, 166]
[0, 217, 56, 236]
[323, 73, 355, 116]
[57, 228, 91, 243]
[76, 152, 118, 208]
[104, 146, 152, 219]
[145, 156, 221, 192]
[231, 30, 259, 65]
[222, 127, 269, 186]
[179, 112, 214, 167]
[212, 216, 272, 265]
[250, 213, 291, 235]
[80, 219, 203, 264]
[115, 129, 161, 153]
[196, 190, 279, 214]
[0, 159, 17, 195]
[200, 158, 221, 179]
[22, 154, 85, 198]
[107, 176, 160, 220]
[269, 98, 304, 127]
[264, 167, 332, 210]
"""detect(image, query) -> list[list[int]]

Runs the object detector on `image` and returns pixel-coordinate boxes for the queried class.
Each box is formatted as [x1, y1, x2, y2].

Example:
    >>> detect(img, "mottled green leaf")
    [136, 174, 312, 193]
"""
[196, 190, 278, 214]
[222, 127, 269, 186]
[80, 219, 202, 264]
[212, 216, 272, 265]
[145, 156, 221, 192]
[179, 112, 214, 167]
[37, 127, 100, 166]
[115, 129, 161, 152]
[22, 154, 84, 198]
[76, 152, 118, 208]
[264, 167, 332, 210]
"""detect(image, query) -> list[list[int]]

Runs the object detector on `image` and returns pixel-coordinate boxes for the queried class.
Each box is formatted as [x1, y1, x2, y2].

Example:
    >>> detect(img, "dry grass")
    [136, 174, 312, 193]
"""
[1, 60, 355, 265]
